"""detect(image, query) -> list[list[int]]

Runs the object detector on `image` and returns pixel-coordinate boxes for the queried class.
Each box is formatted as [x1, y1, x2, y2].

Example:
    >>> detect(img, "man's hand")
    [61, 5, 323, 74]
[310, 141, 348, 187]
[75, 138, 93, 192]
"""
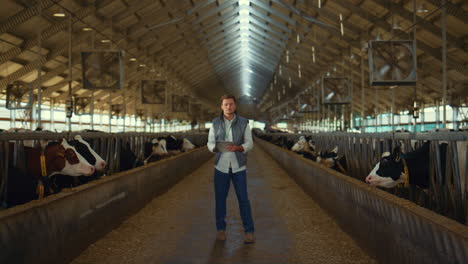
[226, 144, 244, 152]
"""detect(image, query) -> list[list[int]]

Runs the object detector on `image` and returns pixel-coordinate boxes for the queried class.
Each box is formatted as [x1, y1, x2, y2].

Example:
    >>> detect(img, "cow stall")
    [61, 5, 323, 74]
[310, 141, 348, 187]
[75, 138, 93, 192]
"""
[255, 134, 468, 264]
[0, 132, 210, 264]
[255, 131, 468, 225]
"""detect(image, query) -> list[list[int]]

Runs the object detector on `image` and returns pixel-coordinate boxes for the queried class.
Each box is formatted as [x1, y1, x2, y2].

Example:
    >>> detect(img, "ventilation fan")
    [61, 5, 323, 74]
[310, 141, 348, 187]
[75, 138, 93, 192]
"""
[141, 80, 166, 104]
[6, 81, 33, 109]
[172, 95, 189, 112]
[321, 77, 351, 104]
[190, 103, 201, 117]
[74, 97, 92, 115]
[368, 40, 417, 86]
[81, 50, 124, 90]
[279, 108, 292, 121]
[111, 104, 123, 118]
[298, 95, 320, 113]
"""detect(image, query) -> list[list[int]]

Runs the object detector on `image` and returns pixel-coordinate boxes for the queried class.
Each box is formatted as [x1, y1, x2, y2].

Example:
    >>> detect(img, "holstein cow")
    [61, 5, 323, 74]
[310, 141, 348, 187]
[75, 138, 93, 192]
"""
[6, 139, 94, 207]
[119, 140, 144, 172]
[291, 136, 318, 161]
[69, 135, 106, 171]
[144, 138, 169, 164]
[273, 136, 295, 150]
[161, 135, 183, 155]
[50, 135, 107, 192]
[365, 141, 447, 189]
[316, 146, 348, 174]
[144, 137, 197, 164]
[182, 138, 196, 152]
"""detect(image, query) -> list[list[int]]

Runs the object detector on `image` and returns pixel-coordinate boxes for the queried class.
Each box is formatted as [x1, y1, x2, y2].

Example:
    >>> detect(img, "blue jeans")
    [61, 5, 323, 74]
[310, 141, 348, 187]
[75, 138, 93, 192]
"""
[214, 168, 255, 233]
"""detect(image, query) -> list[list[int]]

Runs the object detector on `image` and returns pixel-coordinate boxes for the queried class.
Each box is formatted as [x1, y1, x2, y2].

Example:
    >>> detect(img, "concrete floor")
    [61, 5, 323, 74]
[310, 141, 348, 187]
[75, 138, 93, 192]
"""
[71, 146, 376, 264]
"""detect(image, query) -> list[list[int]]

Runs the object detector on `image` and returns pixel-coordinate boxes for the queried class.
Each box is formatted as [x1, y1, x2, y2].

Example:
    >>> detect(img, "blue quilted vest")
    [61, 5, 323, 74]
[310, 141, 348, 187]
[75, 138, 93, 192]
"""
[212, 113, 249, 167]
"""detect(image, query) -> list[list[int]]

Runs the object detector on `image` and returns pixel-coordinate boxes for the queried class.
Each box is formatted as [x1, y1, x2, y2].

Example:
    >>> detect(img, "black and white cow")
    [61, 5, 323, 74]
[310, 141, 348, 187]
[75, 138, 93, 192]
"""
[119, 140, 144, 172]
[365, 141, 447, 189]
[69, 135, 106, 172]
[316, 146, 348, 174]
[144, 137, 197, 164]
[160, 135, 183, 155]
[50, 135, 108, 192]
[144, 138, 169, 164]
[273, 136, 295, 150]
[291, 136, 318, 161]
[182, 138, 196, 152]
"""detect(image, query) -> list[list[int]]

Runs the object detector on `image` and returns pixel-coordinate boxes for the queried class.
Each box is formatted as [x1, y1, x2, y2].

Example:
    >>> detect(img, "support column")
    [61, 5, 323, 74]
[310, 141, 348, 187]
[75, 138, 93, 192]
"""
[360, 49, 365, 133]
[441, 0, 447, 128]
[420, 103, 425, 132]
[452, 106, 458, 130]
[36, 3, 43, 130]
[108, 92, 112, 133]
[50, 99, 54, 131]
[391, 89, 395, 131]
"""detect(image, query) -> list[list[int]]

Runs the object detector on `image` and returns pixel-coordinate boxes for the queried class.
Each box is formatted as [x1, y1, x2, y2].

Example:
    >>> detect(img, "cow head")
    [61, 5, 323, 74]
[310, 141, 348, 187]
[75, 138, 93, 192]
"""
[292, 136, 306, 152]
[182, 138, 195, 151]
[54, 139, 95, 177]
[70, 135, 107, 171]
[308, 140, 316, 152]
[151, 138, 168, 155]
[316, 146, 339, 168]
[366, 147, 405, 188]
[159, 139, 168, 153]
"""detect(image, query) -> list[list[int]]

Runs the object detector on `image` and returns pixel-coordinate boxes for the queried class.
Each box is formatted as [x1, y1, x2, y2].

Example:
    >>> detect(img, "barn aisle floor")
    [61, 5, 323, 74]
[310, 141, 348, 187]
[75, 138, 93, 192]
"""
[71, 145, 376, 264]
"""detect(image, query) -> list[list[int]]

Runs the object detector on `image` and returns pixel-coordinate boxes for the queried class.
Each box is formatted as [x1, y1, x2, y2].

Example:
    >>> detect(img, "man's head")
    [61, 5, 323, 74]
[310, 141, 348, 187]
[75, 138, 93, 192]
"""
[220, 94, 237, 116]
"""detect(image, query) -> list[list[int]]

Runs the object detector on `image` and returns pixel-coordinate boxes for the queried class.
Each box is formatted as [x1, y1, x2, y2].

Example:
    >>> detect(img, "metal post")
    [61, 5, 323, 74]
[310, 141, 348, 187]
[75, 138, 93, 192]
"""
[99, 108, 103, 130]
[67, 15, 72, 132]
[452, 106, 458, 130]
[108, 92, 112, 133]
[134, 86, 138, 132]
[375, 82, 378, 132]
[10, 110, 15, 128]
[90, 28, 95, 131]
[122, 88, 126, 132]
[360, 49, 365, 133]
[30, 103, 35, 130]
[36, 4, 43, 130]
[334, 104, 338, 131]
[50, 99, 54, 131]
[441, 0, 447, 128]
[408, 113, 413, 132]
[435, 100, 440, 129]
[375, 112, 379, 132]
[421, 103, 425, 131]
[391, 89, 395, 131]
[91, 92, 95, 130]
[341, 105, 345, 131]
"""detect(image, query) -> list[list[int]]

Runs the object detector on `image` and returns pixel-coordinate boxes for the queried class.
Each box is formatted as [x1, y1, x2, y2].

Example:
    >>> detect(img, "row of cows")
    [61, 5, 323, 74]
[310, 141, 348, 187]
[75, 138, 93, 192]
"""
[1, 130, 199, 208]
[253, 130, 448, 191]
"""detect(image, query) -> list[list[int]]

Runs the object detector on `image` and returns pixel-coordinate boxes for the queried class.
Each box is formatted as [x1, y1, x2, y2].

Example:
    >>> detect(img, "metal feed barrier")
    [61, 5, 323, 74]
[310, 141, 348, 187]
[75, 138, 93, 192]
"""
[256, 131, 468, 225]
[0, 131, 208, 209]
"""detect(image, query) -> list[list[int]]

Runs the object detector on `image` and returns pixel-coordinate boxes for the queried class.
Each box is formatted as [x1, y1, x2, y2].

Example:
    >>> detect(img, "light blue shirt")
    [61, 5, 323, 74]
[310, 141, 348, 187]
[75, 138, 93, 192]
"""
[207, 116, 253, 173]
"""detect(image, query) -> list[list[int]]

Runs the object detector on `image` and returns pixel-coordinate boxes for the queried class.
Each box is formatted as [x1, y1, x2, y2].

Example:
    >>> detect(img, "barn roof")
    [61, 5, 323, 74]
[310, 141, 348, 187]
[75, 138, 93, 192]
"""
[0, 0, 466, 122]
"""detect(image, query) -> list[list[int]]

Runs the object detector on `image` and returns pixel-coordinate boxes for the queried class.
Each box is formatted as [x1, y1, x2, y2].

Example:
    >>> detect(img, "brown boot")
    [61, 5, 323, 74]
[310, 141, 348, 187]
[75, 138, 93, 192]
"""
[216, 230, 226, 241]
[244, 232, 255, 244]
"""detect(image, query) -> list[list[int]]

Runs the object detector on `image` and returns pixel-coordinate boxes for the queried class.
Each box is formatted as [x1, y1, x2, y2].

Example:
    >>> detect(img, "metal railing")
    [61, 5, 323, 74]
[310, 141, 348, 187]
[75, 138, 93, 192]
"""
[255, 131, 468, 224]
[0, 131, 208, 209]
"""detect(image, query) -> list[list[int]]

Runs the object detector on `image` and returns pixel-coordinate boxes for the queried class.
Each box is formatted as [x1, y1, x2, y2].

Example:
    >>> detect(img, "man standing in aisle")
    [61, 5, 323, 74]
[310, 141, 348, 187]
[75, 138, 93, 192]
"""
[207, 94, 255, 244]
